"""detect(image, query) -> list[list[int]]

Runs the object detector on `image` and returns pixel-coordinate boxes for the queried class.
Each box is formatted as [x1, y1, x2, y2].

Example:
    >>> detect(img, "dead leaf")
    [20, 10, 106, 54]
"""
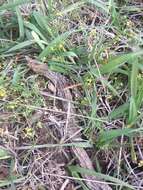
[0, 166, 9, 179]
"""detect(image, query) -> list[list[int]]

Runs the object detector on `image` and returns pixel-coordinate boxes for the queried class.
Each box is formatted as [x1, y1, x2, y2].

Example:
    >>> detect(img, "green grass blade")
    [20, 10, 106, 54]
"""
[39, 30, 74, 59]
[31, 31, 45, 50]
[108, 0, 119, 25]
[121, 5, 143, 12]
[136, 81, 143, 108]
[128, 97, 137, 125]
[86, 0, 109, 13]
[130, 58, 138, 98]
[6, 40, 34, 53]
[68, 166, 134, 189]
[24, 21, 48, 42]
[91, 72, 120, 97]
[0, 177, 25, 188]
[12, 65, 23, 86]
[33, 11, 54, 38]
[58, 1, 85, 15]
[59, 51, 78, 58]
[47, 0, 53, 13]
[15, 142, 92, 150]
[102, 79, 120, 97]
[128, 58, 138, 125]
[108, 102, 129, 120]
[16, 7, 24, 40]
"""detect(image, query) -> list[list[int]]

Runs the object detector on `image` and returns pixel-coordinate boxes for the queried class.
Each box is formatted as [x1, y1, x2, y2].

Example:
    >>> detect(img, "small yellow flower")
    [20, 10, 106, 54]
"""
[87, 78, 92, 84]
[58, 43, 65, 51]
[7, 101, 18, 109]
[85, 77, 93, 87]
[51, 57, 58, 61]
[0, 88, 6, 98]
[37, 122, 43, 129]
[58, 44, 64, 49]
[56, 12, 63, 17]
[127, 124, 132, 128]
[80, 97, 89, 105]
[107, 95, 113, 100]
[89, 29, 97, 36]
[7, 104, 15, 109]
[24, 127, 35, 138]
[50, 47, 54, 51]
[126, 20, 134, 28]
[52, 56, 63, 62]
[127, 30, 135, 38]
[138, 160, 143, 167]
[120, 82, 123, 86]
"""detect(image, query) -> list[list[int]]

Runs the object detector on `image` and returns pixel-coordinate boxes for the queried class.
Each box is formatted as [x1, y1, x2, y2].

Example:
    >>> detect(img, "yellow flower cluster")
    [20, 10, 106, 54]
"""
[24, 127, 35, 138]
[56, 11, 63, 17]
[89, 29, 97, 36]
[7, 101, 18, 109]
[138, 160, 143, 167]
[126, 20, 134, 28]
[50, 43, 65, 52]
[0, 88, 6, 98]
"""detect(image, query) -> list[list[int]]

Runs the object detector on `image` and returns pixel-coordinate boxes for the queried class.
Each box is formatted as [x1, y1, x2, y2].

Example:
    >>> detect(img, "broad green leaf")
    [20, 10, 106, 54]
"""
[71, 172, 90, 190]
[91, 51, 143, 75]
[97, 128, 133, 147]
[113, 68, 129, 76]
[108, 102, 129, 120]
[68, 166, 134, 189]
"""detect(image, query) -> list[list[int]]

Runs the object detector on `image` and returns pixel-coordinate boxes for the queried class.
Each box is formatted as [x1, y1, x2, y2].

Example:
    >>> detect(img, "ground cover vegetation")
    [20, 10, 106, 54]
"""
[0, 0, 143, 189]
